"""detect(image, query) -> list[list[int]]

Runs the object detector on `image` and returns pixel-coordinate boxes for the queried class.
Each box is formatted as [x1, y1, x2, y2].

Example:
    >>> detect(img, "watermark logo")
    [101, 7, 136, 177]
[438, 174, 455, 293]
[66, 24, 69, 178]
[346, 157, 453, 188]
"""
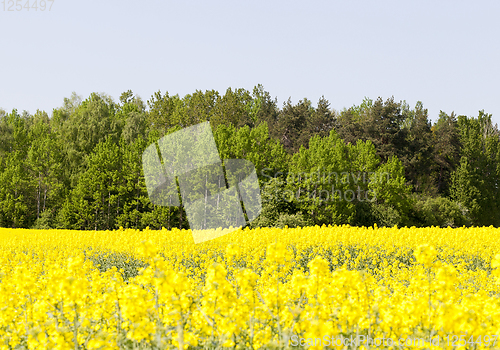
[142, 122, 262, 243]
[261, 168, 385, 204]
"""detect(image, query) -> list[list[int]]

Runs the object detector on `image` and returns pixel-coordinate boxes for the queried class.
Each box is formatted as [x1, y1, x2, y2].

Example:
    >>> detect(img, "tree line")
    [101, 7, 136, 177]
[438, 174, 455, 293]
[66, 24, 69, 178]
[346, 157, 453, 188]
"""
[0, 85, 498, 230]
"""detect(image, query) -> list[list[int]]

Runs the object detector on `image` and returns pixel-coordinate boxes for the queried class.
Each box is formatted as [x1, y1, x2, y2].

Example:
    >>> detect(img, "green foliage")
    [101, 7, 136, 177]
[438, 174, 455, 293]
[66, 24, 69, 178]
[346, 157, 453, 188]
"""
[369, 203, 402, 228]
[450, 111, 500, 226]
[0, 110, 36, 227]
[1, 88, 499, 229]
[368, 156, 412, 215]
[59, 92, 122, 188]
[401, 101, 434, 193]
[430, 111, 461, 196]
[337, 98, 438, 196]
[31, 209, 54, 229]
[409, 194, 470, 228]
[250, 177, 298, 229]
[214, 121, 289, 179]
[84, 249, 148, 282]
[274, 97, 336, 153]
[274, 212, 313, 229]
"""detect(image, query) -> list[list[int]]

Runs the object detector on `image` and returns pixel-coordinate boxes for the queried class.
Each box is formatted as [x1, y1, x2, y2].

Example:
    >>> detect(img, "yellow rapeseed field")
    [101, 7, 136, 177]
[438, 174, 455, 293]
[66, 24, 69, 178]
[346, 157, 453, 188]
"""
[1, 225, 500, 349]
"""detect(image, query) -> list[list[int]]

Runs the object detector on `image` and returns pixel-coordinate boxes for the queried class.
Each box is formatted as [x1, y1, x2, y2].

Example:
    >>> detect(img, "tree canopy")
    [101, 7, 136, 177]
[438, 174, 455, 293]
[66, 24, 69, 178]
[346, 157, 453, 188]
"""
[0, 86, 495, 229]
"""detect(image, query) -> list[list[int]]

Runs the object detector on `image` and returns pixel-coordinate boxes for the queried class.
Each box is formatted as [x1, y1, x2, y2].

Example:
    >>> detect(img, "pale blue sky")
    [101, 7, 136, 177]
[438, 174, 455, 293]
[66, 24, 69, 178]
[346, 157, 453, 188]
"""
[1, 0, 499, 125]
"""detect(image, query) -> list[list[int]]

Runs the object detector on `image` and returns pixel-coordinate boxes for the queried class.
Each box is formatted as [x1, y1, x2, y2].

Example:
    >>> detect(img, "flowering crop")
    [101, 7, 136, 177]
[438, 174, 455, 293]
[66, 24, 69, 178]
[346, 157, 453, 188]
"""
[1, 225, 500, 349]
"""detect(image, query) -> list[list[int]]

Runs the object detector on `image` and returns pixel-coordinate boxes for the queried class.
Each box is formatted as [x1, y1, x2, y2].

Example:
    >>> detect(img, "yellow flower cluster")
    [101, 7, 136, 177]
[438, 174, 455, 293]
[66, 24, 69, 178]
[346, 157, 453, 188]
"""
[0, 225, 500, 349]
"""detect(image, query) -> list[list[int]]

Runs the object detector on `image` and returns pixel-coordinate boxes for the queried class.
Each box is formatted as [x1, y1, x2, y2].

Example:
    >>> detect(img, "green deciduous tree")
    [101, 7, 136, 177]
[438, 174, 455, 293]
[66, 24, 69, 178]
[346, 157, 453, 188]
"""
[288, 130, 382, 226]
[214, 122, 289, 180]
[450, 111, 500, 226]
[61, 137, 123, 229]
[59, 93, 121, 187]
[368, 155, 412, 226]
[27, 110, 64, 227]
[0, 110, 34, 227]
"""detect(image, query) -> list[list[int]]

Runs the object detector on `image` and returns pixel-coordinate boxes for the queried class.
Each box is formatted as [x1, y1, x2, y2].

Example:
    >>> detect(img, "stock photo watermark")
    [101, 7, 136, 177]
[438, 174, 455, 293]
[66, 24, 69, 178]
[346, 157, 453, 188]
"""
[260, 168, 390, 204]
[142, 122, 262, 244]
[289, 334, 499, 348]
[1, 0, 54, 11]
[262, 168, 390, 186]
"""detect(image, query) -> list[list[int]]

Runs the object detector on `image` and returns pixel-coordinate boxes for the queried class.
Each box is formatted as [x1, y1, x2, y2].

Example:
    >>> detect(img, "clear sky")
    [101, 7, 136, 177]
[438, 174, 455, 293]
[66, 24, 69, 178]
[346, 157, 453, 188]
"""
[1, 0, 499, 125]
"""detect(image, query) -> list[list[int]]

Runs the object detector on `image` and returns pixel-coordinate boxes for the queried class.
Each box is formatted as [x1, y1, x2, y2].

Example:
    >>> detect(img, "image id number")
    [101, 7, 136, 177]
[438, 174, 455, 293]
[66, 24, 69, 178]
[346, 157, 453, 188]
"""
[2, 0, 54, 11]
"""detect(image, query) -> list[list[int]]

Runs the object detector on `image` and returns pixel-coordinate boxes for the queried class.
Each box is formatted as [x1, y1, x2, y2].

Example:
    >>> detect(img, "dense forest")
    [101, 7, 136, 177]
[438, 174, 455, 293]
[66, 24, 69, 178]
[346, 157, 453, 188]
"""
[1, 85, 499, 230]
